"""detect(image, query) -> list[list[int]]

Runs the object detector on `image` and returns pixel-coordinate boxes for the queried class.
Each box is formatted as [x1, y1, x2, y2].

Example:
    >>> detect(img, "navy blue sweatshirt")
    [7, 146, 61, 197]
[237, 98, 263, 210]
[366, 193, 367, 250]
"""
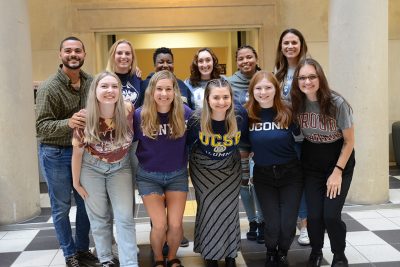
[249, 108, 299, 166]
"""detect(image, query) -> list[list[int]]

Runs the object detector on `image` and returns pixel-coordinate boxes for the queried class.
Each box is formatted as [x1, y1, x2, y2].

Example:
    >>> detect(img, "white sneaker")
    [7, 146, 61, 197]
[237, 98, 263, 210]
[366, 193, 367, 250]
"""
[298, 227, 310, 245]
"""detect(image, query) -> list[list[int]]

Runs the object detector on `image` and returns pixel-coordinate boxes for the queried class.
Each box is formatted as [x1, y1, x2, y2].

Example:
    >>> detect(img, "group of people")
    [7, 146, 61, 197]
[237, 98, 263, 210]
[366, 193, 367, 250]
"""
[35, 28, 355, 267]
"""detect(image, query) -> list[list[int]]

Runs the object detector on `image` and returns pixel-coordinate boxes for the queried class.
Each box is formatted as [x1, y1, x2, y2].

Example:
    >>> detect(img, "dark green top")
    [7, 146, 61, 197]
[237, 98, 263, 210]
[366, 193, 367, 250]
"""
[35, 65, 92, 146]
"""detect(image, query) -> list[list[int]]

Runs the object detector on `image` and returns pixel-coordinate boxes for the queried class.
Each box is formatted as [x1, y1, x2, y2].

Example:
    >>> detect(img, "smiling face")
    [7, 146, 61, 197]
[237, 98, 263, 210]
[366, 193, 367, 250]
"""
[96, 75, 120, 105]
[208, 86, 232, 119]
[114, 42, 133, 74]
[197, 50, 214, 80]
[153, 78, 175, 112]
[281, 32, 301, 61]
[236, 48, 257, 77]
[253, 78, 276, 108]
[298, 64, 319, 101]
[155, 53, 174, 72]
[59, 40, 85, 70]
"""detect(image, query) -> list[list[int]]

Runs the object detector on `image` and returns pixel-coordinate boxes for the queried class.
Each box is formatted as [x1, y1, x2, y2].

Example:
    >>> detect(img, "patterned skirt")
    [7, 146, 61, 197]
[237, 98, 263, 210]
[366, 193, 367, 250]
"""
[189, 146, 242, 260]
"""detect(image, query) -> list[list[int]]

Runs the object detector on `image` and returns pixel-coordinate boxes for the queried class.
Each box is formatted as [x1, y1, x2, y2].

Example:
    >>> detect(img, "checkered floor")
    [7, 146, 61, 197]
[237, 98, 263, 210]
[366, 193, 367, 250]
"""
[1, 166, 400, 267]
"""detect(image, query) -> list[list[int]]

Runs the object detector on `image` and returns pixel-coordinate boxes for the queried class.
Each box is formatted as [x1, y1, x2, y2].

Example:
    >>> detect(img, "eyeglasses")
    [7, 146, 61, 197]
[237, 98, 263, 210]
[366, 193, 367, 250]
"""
[297, 74, 318, 82]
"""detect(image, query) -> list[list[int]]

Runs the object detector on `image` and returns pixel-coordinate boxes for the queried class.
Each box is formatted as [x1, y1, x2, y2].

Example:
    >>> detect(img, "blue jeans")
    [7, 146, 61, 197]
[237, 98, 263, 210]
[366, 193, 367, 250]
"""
[298, 192, 308, 220]
[38, 144, 90, 259]
[241, 158, 264, 223]
[80, 152, 138, 266]
[295, 141, 308, 220]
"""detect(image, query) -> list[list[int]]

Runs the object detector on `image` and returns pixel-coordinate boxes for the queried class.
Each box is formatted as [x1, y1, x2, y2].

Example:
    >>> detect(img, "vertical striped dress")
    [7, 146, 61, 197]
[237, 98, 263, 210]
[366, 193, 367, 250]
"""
[189, 146, 242, 260]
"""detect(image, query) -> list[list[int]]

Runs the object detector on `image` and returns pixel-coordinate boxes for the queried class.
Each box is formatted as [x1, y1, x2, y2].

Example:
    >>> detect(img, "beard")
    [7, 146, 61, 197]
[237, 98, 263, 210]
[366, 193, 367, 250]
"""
[62, 56, 84, 70]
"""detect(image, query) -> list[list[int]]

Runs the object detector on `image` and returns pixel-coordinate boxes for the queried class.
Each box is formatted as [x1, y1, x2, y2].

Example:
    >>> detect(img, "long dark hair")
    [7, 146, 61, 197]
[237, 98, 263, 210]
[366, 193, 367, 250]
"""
[274, 28, 308, 83]
[291, 58, 352, 121]
[189, 48, 221, 86]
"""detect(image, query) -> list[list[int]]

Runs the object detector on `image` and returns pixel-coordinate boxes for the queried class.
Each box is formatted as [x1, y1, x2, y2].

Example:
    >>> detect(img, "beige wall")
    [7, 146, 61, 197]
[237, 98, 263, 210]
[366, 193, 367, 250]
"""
[28, 0, 277, 79]
[116, 32, 231, 80]
[277, 0, 329, 71]
[28, 0, 399, 161]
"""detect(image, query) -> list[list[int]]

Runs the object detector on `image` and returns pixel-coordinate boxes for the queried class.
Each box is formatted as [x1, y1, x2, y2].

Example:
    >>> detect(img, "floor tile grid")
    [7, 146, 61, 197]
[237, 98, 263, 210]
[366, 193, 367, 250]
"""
[1, 168, 400, 266]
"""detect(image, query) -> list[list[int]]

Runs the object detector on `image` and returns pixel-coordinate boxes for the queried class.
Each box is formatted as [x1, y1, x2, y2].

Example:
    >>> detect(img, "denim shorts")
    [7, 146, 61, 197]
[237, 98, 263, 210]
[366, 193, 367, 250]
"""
[136, 166, 188, 196]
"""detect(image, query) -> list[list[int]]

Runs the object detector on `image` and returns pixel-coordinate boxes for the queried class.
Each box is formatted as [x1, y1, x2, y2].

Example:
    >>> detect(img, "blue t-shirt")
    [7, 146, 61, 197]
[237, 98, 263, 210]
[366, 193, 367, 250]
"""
[133, 105, 193, 172]
[116, 72, 142, 108]
[188, 108, 249, 160]
[249, 108, 298, 166]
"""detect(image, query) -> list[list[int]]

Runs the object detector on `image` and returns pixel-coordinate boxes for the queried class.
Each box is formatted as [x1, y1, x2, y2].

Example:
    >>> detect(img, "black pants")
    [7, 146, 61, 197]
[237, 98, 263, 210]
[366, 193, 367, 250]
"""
[253, 160, 303, 252]
[302, 140, 356, 255]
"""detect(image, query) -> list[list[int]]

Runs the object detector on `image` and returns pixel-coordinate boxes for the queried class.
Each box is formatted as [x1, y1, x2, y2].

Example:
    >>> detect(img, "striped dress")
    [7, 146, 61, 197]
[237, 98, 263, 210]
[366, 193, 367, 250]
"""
[190, 146, 242, 260]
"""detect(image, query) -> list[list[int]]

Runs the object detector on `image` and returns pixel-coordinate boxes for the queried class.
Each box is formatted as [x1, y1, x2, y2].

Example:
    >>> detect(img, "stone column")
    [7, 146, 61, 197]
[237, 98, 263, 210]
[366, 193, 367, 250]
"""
[0, 0, 40, 224]
[329, 0, 388, 204]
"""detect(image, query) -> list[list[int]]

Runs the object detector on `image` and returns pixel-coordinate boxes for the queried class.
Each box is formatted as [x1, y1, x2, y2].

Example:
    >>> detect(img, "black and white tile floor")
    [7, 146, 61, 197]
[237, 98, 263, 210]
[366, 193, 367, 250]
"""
[1, 166, 400, 267]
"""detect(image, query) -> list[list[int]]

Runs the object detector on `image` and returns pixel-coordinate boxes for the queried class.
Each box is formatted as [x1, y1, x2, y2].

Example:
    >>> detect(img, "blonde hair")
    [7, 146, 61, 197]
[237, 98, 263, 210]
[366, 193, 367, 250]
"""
[106, 39, 137, 76]
[141, 70, 186, 139]
[85, 71, 132, 145]
[200, 78, 238, 138]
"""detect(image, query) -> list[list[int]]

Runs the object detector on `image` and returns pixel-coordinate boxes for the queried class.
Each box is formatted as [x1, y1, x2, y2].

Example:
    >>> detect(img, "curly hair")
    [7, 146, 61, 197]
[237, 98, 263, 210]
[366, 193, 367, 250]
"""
[188, 48, 221, 87]
[153, 47, 173, 65]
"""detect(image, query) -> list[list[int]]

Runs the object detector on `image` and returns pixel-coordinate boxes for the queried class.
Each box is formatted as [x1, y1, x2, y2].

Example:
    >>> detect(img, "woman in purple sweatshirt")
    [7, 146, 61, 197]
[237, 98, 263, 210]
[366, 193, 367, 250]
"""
[133, 70, 192, 267]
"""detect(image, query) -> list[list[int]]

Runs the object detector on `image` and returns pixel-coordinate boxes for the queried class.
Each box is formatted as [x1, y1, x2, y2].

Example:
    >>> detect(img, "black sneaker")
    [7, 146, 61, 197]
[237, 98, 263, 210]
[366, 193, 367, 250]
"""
[180, 236, 189, 247]
[246, 221, 258, 241]
[101, 259, 119, 267]
[331, 253, 348, 267]
[257, 222, 265, 244]
[225, 257, 236, 267]
[76, 250, 100, 266]
[277, 255, 289, 267]
[205, 259, 218, 267]
[66, 255, 81, 267]
[307, 252, 323, 267]
[264, 255, 277, 267]
[265, 250, 278, 267]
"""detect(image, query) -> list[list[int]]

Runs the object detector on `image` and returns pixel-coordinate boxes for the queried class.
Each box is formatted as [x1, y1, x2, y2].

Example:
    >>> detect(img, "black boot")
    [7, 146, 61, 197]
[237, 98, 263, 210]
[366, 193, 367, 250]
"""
[257, 221, 265, 244]
[225, 257, 236, 267]
[205, 259, 218, 267]
[277, 250, 289, 267]
[331, 253, 348, 267]
[307, 252, 323, 267]
[246, 221, 258, 241]
[265, 249, 278, 267]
